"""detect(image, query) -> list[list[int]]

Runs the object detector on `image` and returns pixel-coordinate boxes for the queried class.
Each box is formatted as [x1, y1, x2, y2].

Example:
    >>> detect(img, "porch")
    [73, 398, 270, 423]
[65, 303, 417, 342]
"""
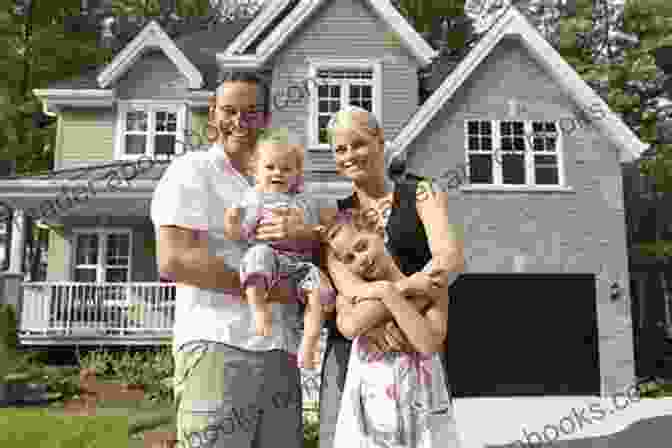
[15, 281, 176, 346]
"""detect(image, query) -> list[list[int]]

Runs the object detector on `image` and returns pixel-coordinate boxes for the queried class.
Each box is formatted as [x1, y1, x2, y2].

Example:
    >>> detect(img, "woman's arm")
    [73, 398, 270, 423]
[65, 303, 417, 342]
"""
[326, 229, 440, 338]
[379, 282, 449, 354]
[415, 180, 466, 285]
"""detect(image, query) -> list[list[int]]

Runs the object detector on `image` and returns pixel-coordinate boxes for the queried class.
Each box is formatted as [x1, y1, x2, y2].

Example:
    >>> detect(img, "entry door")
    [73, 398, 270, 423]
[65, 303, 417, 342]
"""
[445, 274, 600, 397]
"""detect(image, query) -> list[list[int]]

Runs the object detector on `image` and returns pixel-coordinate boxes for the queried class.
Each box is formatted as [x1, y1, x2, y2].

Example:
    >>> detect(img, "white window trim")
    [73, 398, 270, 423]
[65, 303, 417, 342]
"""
[71, 228, 133, 283]
[306, 58, 382, 150]
[115, 101, 187, 160]
[463, 119, 567, 189]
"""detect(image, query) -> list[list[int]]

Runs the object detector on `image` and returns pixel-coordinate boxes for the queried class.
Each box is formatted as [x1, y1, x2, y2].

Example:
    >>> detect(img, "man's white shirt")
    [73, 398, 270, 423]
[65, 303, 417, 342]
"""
[151, 143, 303, 354]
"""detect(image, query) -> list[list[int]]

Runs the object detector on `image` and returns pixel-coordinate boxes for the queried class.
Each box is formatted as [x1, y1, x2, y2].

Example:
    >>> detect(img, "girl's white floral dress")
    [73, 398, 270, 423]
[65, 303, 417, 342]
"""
[332, 332, 462, 448]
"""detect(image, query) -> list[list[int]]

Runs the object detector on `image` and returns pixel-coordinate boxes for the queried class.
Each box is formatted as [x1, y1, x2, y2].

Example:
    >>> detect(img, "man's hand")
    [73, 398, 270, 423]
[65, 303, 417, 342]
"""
[255, 207, 307, 241]
[223, 208, 243, 240]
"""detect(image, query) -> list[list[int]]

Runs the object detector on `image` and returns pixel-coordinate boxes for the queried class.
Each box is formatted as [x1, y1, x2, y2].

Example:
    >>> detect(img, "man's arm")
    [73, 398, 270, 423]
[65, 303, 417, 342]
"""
[157, 225, 296, 303]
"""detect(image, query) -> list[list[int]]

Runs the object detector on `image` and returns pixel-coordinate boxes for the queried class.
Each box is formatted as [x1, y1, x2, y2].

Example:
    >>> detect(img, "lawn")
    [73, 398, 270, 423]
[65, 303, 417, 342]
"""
[0, 407, 130, 448]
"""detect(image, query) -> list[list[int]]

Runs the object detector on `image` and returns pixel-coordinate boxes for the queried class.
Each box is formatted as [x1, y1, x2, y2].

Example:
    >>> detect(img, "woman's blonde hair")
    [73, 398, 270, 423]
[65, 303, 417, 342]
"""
[325, 105, 384, 147]
[247, 127, 305, 178]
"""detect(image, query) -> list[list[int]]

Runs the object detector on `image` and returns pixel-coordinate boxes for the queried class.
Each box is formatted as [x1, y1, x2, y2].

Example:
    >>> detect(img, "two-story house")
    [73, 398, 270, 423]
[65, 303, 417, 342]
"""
[0, 1, 649, 396]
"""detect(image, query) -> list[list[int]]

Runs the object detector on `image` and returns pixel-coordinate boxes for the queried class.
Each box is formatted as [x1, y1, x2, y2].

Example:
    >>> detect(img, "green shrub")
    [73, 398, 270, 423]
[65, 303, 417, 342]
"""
[75, 346, 116, 376]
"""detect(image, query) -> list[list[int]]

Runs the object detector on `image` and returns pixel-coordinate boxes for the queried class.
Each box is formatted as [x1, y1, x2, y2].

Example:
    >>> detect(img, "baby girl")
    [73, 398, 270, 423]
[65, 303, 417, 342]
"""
[224, 129, 336, 369]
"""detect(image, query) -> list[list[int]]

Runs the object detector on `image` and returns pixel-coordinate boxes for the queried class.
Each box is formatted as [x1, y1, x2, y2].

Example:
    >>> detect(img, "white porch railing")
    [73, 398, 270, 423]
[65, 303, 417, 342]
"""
[20, 282, 176, 335]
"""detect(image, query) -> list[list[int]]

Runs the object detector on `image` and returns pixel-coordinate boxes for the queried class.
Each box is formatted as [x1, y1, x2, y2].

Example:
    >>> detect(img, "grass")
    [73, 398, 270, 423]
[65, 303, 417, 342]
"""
[0, 407, 129, 448]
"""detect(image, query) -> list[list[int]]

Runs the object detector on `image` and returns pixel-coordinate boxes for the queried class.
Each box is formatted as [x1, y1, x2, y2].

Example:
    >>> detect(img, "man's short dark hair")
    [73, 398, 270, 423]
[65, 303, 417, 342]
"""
[217, 69, 271, 113]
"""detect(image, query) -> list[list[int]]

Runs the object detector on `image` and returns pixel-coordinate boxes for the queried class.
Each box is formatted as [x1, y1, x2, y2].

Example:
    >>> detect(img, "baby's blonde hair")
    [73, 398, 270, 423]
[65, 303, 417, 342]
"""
[247, 127, 305, 176]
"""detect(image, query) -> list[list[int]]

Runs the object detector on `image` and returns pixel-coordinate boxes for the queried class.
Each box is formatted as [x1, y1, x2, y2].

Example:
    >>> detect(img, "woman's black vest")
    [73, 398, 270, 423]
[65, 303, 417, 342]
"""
[326, 173, 433, 338]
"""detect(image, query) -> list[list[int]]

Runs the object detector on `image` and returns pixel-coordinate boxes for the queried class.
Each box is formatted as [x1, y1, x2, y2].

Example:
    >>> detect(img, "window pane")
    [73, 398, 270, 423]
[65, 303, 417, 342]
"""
[362, 85, 372, 98]
[513, 136, 526, 151]
[468, 154, 493, 183]
[318, 85, 329, 97]
[155, 111, 177, 132]
[361, 100, 372, 112]
[125, 135, 146, 154]
[106, 234, 129, 266]
[330, 100, 340, 112]
[74, 268, 96, 282]
[318, 115, 332, 144]
[330, 86, 340, 97]
[155, 134, 176, 155]
[105, 268, 128, 283]
[319, 128, 329, 144]
[319, 100, 329, 113]
[126, 111, 147, 131]
[502, 153, 525, 184]
[535, 155, 559, 184]
[468, 121, 479, 134]
[350, 85, 361, 97]
[76, 235, 98, 265]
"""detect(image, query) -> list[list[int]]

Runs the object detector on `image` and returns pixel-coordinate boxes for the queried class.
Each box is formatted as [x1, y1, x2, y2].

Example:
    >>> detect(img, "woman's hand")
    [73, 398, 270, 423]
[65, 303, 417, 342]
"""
[397, 271, 449, 302]
[255, 207, 306, 241]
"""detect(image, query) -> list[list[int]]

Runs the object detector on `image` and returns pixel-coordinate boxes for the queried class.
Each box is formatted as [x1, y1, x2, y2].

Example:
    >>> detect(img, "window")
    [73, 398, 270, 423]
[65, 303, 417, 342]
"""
[73, 230, 132, 282]
[307, 60, 382, 149]
[465, 120, 564, 187]
[116, 102, 186, 160]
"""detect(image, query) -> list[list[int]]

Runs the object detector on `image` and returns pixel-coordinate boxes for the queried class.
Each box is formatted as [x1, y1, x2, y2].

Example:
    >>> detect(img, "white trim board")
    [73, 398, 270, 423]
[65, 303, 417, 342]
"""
[223, 0, 294, 56]
[216, 0, 438, 69]
[305, 58, 383, 149]
[97, 20, 203, 89]
[32, 89, 115, 112]
[392, 6, 649, 164]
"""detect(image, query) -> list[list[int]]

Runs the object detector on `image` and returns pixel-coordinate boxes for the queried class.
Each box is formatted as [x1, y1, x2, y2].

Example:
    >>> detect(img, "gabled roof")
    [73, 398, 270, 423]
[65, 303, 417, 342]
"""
[217, 0, 438, 68]
[173, 18, 255, 90]
[392, 6, 649, 163]
[97, 20, 203, 89]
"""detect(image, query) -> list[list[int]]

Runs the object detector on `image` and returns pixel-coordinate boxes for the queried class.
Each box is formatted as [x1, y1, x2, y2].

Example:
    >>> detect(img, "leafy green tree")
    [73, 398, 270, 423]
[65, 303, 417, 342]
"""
[0, 0, 112, 277]
[393, 0, 476, 50]
[0, 0, 112, 175]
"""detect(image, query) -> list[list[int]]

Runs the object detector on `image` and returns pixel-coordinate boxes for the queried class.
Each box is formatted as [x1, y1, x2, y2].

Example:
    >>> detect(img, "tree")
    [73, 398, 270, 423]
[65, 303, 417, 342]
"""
[0, 0, 112, 276]
[393, 0, 477, 50]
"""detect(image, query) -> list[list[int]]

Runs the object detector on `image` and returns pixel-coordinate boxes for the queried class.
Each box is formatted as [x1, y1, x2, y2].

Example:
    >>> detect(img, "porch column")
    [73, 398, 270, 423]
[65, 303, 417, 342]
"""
[8, 209, 26, 274]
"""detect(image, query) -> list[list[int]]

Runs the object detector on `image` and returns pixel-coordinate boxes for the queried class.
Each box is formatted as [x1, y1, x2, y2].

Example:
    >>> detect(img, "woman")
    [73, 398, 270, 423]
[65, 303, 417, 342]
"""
[318, 106, 465, 448]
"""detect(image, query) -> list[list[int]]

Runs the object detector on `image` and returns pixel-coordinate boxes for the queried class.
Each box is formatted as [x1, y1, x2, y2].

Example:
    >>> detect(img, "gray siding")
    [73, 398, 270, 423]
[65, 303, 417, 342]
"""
[268, 0, 421, 169]
[116, 50, 191, 100]
[407, 37, 634, 395]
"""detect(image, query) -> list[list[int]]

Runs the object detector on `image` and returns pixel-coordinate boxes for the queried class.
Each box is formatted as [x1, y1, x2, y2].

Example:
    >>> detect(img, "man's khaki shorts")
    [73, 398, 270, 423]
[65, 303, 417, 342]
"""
[173, 341, 303, 448]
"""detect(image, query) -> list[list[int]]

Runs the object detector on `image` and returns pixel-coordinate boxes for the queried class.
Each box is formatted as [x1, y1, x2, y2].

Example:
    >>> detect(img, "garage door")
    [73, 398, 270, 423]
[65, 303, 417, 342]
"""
[445, 273, 600, 397]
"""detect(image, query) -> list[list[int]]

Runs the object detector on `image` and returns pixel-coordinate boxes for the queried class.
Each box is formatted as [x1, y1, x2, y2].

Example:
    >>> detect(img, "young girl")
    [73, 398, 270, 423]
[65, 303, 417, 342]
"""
[325, 210, 461, 448]
[223, 129, 336, 369]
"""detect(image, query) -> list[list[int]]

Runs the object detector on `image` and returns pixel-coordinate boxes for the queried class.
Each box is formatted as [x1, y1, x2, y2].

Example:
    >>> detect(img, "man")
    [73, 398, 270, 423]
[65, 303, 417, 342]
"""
[152, 71, 319, 448]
